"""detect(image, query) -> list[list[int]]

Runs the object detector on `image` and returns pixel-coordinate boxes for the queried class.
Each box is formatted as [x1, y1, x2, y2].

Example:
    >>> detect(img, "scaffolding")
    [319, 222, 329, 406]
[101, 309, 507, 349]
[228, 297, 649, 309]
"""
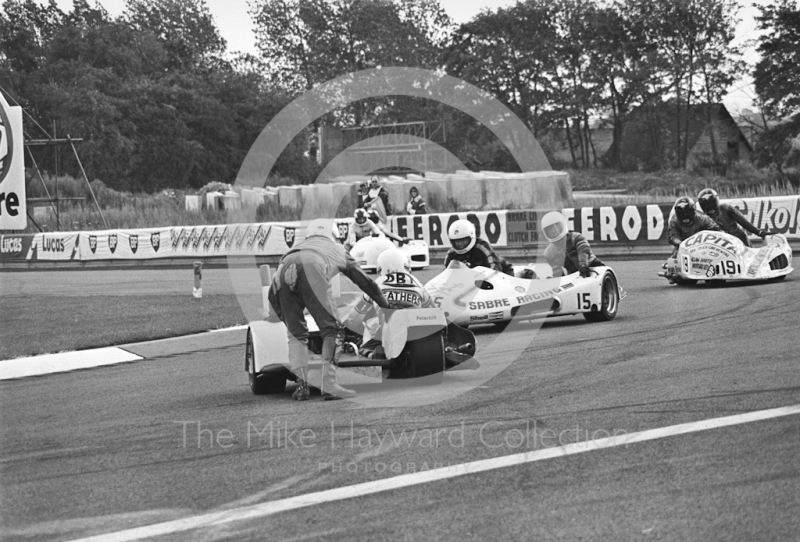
[321, 120, 452, 175]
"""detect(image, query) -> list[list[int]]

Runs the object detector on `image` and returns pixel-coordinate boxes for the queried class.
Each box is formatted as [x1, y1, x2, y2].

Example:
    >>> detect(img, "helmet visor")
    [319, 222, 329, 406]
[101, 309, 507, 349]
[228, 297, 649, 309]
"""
[544, 222, 564, 241]
[451, 237, 472, 252]
[699, 199, 717, 215]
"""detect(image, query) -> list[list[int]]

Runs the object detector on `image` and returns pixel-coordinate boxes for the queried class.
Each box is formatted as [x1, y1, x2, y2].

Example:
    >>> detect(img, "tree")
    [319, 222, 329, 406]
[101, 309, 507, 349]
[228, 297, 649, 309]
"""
[444, 0, 557, 137]
[753, 0, 800, 118]
[124, 0, 226, 70]
[250, 0, 451, 106]
[624, 0, 744, 169]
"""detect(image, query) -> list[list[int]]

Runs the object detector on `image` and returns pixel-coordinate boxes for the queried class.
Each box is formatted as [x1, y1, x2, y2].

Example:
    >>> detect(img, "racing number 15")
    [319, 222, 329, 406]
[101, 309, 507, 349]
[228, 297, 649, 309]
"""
[577, 293, 591, 310]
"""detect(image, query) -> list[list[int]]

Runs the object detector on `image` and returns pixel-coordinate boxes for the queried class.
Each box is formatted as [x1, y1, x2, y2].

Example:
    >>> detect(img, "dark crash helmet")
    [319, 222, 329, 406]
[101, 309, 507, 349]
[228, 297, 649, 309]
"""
[368, 209, 381, 224]
[354, 208, 368, 225]
[674, 196, 697, 225]
[697, 188, 720, 216]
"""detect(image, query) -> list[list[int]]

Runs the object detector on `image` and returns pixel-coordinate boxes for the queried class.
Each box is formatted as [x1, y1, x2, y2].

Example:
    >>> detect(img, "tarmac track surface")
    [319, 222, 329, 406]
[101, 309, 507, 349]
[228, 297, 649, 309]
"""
[1, 261, 799, 541]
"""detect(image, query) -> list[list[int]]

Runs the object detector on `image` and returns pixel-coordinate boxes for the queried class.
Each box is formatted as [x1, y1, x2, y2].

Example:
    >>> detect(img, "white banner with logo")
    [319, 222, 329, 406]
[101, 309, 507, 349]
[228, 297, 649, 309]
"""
[7, 196, 799, 262]
[26, 232, 81, 260]
[726, 196, 800, 237]
[79, 228, 172, 260]
[0, 93, 26, 230]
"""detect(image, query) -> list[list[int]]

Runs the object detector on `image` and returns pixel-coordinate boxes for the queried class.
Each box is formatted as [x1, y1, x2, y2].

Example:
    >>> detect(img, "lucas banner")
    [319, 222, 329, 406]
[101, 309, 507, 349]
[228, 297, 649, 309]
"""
[0, 92, 26, 231]
[26, 233, 80, 260]
[0, 234, 33, 261]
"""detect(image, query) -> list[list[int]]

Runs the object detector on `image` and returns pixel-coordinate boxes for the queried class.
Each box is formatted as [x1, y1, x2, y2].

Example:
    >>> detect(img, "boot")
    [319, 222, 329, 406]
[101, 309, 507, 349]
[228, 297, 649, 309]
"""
[321, 364, 356, 401]
[292, 367, 310, 401]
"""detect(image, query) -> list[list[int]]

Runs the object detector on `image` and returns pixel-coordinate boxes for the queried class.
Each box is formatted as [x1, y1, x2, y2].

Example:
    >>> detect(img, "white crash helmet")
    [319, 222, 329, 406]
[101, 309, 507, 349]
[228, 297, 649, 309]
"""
[448, 219, 477, 254]
[354, 208, 368, 225]
[541, 211, 568, 243]
[377, 248, 410, 275]
[305, 218, 338, 241]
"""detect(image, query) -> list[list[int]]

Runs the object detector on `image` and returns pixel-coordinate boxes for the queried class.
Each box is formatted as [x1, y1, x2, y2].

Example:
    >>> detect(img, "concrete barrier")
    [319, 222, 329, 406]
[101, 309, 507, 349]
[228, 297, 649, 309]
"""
[379, 180, 408, 214]
[450, 175, 484, 209]
[185, 195, 201, 211]
[278, 186, 303, 210]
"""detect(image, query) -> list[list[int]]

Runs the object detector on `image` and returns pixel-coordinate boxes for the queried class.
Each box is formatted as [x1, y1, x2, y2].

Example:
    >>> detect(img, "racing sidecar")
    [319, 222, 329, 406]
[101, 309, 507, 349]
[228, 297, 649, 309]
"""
[425, 260, 622, 327]
[350, 235, 429, 272]
[245, 307, 476, 395]
[659, 232, 793, 285]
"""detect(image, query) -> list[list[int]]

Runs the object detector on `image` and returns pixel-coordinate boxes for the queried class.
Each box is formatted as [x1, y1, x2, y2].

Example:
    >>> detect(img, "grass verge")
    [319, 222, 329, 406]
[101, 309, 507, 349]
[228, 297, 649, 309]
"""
[0, 294, 251, 360]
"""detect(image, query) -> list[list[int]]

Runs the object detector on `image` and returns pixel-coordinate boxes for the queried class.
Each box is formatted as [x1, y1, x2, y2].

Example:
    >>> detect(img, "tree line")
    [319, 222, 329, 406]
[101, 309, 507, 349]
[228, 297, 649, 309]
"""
[0, 0, 797, 193]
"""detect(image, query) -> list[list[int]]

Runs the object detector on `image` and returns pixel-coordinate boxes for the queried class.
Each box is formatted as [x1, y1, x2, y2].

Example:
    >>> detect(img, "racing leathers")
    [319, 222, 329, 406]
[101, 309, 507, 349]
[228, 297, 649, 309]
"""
[345, 220, 382, 251]
[708, 203, 763, 247]
[667, 212, 720, 250]
[544, 232, 604, 277]
[444, 237, 514, 275]
[268, 235, 389, 376]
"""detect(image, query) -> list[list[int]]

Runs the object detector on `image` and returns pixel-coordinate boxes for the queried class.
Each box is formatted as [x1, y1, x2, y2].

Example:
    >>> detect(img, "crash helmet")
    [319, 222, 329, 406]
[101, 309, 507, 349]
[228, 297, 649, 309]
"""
[541, 211, 568, 243]
[305, 218, 338, 241]
[448, 219, 477, 254]
[354, 208, 368, 225]
[377, 248, 410, 275]
[368, 209, 381, 224]
[674, 196, 696, 225]
[697, 188, 720, 216]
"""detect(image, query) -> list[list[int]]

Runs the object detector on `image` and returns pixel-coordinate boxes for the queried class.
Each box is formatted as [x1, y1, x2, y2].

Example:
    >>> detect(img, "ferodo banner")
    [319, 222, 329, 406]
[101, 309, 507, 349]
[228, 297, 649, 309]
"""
[26, 232, 80, 260]
[0, 92, 26, 230]
[80, 228, 172, 260]
[562, 204, 673, 244]
[726, 196, 800, 237]
[0, 234, 33, 260]
[391, 211, 507, 247]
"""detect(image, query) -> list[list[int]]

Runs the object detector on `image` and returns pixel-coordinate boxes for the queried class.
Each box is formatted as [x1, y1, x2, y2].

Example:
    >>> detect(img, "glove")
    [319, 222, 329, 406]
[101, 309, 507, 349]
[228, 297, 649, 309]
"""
[400, 238, 411, 245]
[758, 229, 768, 238]
[579, 265, 592, 278]
[371, 233, 380, 237]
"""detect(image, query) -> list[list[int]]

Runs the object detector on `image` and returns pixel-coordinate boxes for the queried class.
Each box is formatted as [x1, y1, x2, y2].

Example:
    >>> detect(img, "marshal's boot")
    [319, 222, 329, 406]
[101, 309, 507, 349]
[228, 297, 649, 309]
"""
[321, 364, 356, 400]
[292, 367, 310, 401]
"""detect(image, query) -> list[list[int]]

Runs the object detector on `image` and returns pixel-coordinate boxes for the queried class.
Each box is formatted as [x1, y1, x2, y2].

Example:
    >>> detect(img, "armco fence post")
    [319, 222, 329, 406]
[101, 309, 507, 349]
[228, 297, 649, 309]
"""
[193, 261, 203, 298]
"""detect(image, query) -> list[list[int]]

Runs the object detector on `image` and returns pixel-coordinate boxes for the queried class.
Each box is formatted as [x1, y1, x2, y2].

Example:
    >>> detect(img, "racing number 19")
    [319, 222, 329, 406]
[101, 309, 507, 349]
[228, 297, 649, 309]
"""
[715, 260, 742, 276]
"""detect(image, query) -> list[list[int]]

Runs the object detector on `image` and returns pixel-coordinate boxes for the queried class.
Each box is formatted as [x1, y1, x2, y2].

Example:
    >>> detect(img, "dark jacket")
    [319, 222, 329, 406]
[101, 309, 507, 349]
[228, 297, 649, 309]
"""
[668, 212, 720, 247]
[445, 238, 513, 274]
[710, 203, 761, 237]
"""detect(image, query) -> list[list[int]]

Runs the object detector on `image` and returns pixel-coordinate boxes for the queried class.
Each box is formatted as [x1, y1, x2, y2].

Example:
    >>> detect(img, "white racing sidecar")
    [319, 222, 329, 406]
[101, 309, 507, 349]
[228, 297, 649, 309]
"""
[245, 303, 477, 395]
[350, 235, 429, 272]
[659, 231, 793, 285]
[424, 260, 623, 327]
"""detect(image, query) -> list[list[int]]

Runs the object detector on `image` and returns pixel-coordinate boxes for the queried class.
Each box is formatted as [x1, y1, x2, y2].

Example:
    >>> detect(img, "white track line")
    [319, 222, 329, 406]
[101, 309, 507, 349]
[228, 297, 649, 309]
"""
[0, 348, 142, 380]
[72, 404, 800, 542]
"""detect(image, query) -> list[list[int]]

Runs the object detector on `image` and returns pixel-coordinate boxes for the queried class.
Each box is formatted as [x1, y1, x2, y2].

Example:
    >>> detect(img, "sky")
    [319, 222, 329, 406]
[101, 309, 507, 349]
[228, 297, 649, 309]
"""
[34, 0, 767, 113]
